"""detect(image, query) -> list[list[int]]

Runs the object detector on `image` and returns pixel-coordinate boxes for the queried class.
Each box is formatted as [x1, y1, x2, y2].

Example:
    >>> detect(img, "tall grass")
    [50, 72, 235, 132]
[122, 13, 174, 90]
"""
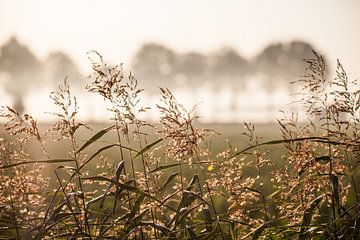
[0, 51, 360, 239]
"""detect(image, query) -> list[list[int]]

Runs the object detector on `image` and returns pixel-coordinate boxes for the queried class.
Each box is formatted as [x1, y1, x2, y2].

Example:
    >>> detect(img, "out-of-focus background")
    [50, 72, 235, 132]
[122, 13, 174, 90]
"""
[0, 0, 359, 123]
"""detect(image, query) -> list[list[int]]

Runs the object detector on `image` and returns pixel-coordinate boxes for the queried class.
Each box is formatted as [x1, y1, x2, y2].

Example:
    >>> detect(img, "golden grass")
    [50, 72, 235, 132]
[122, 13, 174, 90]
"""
[0, 51, 360, 239]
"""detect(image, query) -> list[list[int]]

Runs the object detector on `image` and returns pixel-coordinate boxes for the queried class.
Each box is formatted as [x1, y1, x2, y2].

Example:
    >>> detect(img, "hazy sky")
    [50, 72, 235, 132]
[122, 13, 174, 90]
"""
[1, 0, 360, 74]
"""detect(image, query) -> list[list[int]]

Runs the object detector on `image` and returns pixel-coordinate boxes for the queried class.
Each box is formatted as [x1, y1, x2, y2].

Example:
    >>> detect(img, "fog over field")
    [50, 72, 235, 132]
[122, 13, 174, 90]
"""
[1, 0, 360, 122]
[0, 37, 318, 122]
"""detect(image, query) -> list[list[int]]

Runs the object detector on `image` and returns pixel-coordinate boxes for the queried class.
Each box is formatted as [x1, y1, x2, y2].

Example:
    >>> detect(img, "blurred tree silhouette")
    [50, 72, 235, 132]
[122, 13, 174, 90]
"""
[0, 37, 81, 113]
[132, 41, 323, 98]
[44, 51, 82, 89]
[210, 47, 250, 88]
[0, 37, 327, 116]
[0, 37, 41, 113]
[132, 43, 177, 93]
[179, 52, 207, 77]
[254, 41, 323, 92]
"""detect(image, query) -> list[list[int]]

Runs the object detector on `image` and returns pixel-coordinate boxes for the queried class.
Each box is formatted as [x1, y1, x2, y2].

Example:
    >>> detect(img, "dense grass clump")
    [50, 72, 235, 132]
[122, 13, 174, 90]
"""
[1, 51, 360, 239]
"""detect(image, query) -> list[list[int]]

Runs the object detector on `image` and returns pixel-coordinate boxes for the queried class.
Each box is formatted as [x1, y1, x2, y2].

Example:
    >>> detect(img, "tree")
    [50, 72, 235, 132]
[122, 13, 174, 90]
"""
[0, 37, 42, 113]
[44, 51, 81, 89]
[132, 43, 177, 93]
[254, 41, 321, 93]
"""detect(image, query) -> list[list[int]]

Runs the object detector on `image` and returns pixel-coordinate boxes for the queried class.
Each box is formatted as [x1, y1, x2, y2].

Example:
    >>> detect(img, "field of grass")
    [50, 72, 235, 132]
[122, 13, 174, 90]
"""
[17, 122, 278, 158]
[1, 51, 360, 239]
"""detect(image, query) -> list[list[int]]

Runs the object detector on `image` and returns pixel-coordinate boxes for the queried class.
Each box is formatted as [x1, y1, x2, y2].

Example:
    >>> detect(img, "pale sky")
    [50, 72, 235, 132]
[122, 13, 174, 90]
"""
[1, 0, 360, 75]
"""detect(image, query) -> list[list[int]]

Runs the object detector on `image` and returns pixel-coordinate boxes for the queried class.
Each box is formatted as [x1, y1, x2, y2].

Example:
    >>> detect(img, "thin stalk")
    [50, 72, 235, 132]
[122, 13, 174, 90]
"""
[350, 102, 360, 203]
[113, 115, 133, 211]
[323, 95, 339, 238]
[6, 165, 19, 238]
[254, 143, 269, 223]
[71, 136, 92, 239]
[179, 161, 185, 193]
[39, 142, 84, 237]
[195, 151, 225, 240]
[9, 194, 19, 238]
[135, 123, 159, 239]
[125, 130, 137, 184]
[325, 106, 337, 224]
[125, 128, 145, 239]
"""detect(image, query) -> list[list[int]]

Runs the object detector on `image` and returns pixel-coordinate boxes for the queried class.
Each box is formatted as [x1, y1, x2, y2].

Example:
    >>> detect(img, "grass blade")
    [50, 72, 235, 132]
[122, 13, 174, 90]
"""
[80, 144, 136, 170]
[201, 216, 220, 240]
[186, 174, 200, 191]
[228, 137, 329, 160]
[160, 172, 179, 192]
[76, 125, 115, 153]
[133, 138, 163, 159]
[299, 195, 323, 239]
[0, 159, 75, 169]
[149, 163, 181, 174]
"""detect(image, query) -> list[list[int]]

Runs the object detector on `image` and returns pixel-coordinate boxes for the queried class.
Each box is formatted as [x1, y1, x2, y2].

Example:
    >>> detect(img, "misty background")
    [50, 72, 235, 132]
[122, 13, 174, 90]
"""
[0, 0, 359, 123]
[0, 37, 322, 122]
